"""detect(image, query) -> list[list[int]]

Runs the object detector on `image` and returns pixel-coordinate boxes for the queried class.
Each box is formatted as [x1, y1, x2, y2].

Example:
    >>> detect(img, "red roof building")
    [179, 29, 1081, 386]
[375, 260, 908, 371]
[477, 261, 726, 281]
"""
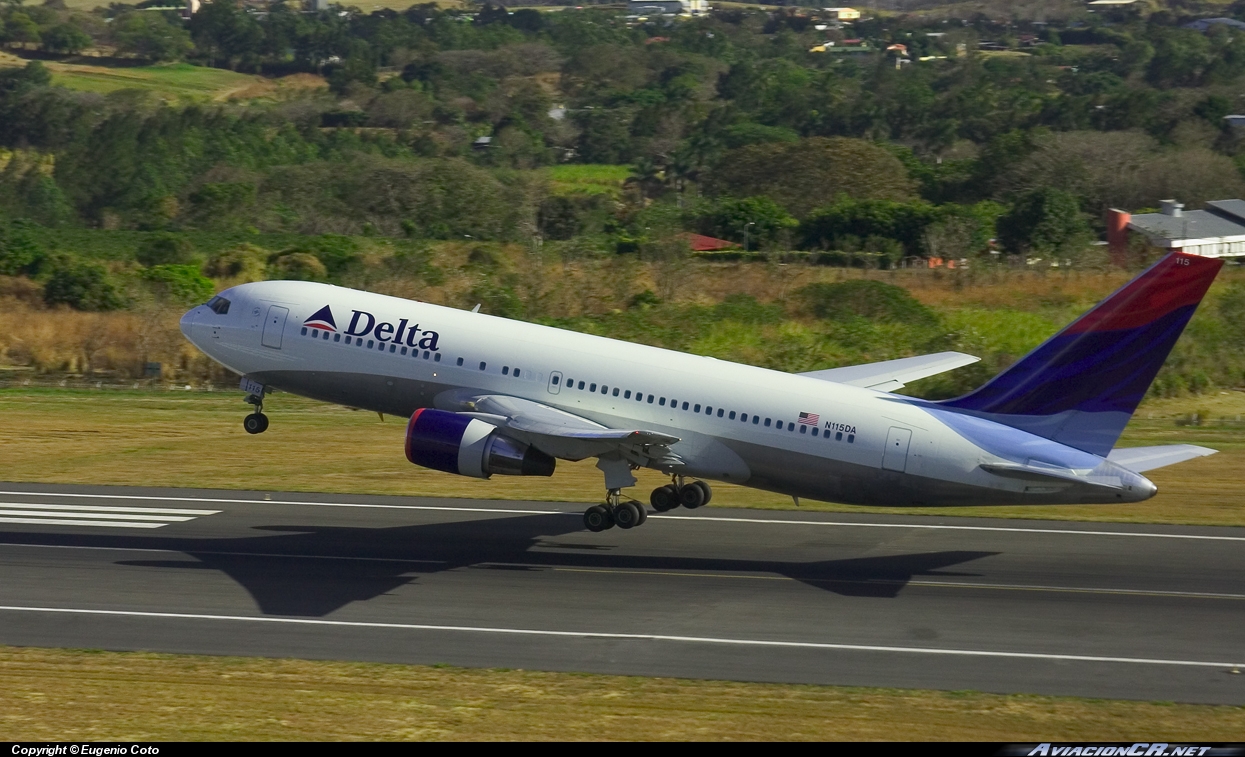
[682, 233, 740, 251]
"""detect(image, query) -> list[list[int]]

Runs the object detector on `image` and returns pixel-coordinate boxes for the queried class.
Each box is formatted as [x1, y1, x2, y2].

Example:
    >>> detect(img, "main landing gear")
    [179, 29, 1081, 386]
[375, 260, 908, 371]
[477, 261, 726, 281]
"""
[243, 392, 269, 435]
[650, 476, 711, 512]
[581, 477, 713, 532]
[583, 489, 647, 532]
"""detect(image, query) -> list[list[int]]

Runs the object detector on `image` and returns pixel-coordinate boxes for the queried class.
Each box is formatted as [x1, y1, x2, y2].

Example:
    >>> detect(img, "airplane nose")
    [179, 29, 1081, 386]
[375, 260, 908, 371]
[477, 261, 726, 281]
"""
[180, 307, 203, 342]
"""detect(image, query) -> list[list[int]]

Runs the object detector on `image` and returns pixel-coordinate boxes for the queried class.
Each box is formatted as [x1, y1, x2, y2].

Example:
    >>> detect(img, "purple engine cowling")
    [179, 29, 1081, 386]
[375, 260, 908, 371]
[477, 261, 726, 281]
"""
[405, 408, 555, 478]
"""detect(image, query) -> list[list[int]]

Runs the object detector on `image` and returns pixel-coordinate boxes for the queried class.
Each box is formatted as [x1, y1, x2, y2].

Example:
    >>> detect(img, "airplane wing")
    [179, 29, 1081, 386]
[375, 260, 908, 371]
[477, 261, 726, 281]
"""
[1106, 444, 1217, 472]
[439, 393, 683, 467]
[798, 351, 980, 392]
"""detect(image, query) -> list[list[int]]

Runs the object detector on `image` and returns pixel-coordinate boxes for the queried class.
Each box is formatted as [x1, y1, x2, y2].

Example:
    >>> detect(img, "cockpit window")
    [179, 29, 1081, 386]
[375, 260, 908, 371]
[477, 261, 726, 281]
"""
[207, 296, 230, 315]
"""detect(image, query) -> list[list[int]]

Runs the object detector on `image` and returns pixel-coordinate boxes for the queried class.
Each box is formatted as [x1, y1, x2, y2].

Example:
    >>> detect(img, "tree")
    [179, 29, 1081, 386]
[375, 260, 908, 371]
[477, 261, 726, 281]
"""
[700, 196, 798, 250]
[708, 138, 917, 219]
[136, 234, 195, 267]
[187, 0, 263, 69]
[112, 12, 193, 62]
[997, 188, 1092, 257]
[140, 264, 215, 305]
[41, 23, 91, 55]
[3, 12, 40, 46]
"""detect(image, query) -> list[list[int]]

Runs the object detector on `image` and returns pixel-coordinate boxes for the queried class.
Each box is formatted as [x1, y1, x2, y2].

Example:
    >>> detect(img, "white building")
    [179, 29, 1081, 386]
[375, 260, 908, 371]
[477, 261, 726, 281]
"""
[822, 7, 861, 21]
[629, 0, 707, 16]
[1108, 200, 1245, 260]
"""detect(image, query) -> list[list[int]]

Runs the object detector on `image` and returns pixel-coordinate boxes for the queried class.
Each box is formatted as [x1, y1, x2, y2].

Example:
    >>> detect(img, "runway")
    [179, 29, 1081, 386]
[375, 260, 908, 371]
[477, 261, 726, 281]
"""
[0, 483, 1242, 705]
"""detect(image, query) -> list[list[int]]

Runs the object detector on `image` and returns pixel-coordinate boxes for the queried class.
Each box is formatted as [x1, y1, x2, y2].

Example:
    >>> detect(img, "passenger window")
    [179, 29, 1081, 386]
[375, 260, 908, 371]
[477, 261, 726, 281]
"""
[323, 331, 330, 340]
[480, 362, 487, 370]
[601, 385, 608, 394]
[624, 390, 631, 399]
[423, 351, 430, 359]
[835, 432, 843, 441]
[590, 383, 597, 392]
[799, 425, 807, 434]
[717, 408, 724, 417]
[368, 340, 375, 349]
[578, 381, 585, 390]
[613, 388, 620, 396]
[848, 434, 855, 443]
[705, 406, 712, 415]
[682, 402, 689, 410]
[503, 367, 509, 375]
[647, 395, 654, 403]
[694, 404, 701, 413]
[435, 353, 442, 362]
[301, 327, 308, 336]
[401, 347, 407, 355]
[636, 392, 643, 401]
[729, 411, 736, 420]
[752, 416, 759, 424]
[334, 334, 341, 342]
[764, 419, 771, 427]
[552, 375, 560, 385]
[457, 357, 464, 366]
[514, 368, 520, 377]
[811, 427, 818, 437]
[789, 422, 795, 431]
[389, 344, 396, 353]
[659, 398, 666, 406]
[345, 336, 351, 344]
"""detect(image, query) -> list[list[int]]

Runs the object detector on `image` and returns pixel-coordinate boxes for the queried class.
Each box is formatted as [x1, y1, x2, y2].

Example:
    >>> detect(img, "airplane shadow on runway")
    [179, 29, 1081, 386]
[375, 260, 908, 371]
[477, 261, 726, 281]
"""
[7, 512, 998, 617]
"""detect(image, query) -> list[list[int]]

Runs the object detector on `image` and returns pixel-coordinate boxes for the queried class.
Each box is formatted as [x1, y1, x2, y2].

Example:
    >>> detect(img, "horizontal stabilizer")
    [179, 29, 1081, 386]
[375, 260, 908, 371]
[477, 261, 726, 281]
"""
[1106, 444, 1217, 472]
[800, 352, 980, 392]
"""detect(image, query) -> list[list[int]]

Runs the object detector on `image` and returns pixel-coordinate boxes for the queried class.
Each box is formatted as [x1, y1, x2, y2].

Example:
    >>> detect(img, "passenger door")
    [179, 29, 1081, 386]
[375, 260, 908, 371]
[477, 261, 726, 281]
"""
[882, 426, 912, 472]
[262, 306, 289, 349]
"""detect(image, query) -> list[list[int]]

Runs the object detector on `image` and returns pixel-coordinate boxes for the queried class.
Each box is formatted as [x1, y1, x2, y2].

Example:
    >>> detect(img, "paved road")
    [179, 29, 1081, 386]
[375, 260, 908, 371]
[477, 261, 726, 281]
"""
[0, 482, 1242, 704]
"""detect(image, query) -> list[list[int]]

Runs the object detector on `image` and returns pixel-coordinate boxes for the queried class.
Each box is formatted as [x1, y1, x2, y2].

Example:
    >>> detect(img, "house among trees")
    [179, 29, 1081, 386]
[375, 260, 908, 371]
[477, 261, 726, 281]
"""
[822, 7, 861, 21]
[1108, 200, 1245, 263]
[627, 0, 708, 17]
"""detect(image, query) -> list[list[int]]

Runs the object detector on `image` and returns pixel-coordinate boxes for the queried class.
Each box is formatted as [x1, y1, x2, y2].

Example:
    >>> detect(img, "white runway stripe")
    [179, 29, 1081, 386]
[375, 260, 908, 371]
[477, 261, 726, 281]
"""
[0, 498, 221, 529]
[0, 518, 166, 529]
[0, 490, 1241, 542]
[0, 502, 219, 516]
[0, 604, 1239, 670]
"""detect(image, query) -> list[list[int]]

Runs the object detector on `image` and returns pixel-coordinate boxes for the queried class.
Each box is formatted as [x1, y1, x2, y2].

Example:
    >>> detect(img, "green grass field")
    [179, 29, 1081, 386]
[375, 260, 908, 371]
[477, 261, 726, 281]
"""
[2, 646, 1242, 740]
[546, 164, 632, 197]
[0, 386, 1241, 526]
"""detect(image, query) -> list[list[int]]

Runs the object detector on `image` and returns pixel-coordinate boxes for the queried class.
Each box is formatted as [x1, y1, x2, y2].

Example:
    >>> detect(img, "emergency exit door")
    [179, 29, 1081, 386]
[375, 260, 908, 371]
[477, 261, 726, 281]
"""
[882, 426, 912, 472]
[262, 306, 289, 349]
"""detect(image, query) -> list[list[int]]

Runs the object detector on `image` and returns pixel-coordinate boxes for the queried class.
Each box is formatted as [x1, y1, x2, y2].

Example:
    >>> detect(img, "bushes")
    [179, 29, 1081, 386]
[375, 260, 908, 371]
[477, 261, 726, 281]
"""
[136, 234, 196, 267]
[796, 280, 940, 328]
[140, 264, 215, 306]
[269, 253, 327, 281]
[43, 258, 127, 311]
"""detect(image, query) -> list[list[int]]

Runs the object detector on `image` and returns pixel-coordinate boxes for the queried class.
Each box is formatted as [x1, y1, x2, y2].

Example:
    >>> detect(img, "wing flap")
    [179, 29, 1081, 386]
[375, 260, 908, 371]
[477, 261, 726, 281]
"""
[1106, 444, 1217, 472]
[800, 352, 980, 391]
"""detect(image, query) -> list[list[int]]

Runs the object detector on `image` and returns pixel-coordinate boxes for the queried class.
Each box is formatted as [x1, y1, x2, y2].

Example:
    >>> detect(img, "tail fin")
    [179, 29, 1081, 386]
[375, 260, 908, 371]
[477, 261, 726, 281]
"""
[939, 252, 1222, 456]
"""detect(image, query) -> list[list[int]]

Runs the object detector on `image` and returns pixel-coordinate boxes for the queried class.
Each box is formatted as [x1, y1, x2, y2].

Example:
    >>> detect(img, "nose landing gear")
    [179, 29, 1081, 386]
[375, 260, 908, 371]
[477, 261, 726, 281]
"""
[243, 392, 269, 435]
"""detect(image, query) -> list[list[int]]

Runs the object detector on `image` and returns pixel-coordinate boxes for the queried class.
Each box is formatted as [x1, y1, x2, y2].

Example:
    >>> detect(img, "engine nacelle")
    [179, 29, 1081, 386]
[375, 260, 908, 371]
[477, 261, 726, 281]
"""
[405, 408, 555, 479]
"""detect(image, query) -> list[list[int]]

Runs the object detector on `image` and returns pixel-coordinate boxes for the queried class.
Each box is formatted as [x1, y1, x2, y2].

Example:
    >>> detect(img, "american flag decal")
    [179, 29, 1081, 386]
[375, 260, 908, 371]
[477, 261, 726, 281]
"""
[798, 412, 819, 425]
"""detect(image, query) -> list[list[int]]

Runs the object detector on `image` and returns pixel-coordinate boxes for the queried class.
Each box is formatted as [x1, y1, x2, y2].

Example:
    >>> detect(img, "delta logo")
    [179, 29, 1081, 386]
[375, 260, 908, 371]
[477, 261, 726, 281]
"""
[304, 305, 338, 333]
[305, 305, 441, 350]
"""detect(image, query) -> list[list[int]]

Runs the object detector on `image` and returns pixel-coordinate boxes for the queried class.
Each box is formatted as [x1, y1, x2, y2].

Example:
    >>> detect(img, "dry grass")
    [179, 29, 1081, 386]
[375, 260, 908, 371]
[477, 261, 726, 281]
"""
[0, 387, 1242, 526]
[1, 646, 1242, 741]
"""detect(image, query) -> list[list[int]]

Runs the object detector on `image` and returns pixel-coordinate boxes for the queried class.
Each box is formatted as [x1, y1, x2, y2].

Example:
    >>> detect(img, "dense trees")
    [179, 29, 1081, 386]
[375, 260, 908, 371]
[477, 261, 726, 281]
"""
[3, 3, 1245, 262]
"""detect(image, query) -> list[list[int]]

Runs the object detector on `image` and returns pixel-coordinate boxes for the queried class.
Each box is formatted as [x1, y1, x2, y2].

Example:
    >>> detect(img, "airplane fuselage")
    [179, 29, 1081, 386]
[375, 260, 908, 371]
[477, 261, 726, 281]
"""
[180, 281, 1156, 507]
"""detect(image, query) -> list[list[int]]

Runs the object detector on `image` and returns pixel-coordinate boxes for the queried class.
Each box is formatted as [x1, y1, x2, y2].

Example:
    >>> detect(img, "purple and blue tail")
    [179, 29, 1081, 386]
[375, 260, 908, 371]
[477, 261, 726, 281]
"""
[938, 253, 1222, 456]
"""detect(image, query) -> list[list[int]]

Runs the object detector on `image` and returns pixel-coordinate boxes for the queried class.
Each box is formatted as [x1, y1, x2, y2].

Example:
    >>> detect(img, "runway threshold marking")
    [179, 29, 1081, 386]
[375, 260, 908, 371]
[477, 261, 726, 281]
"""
[0, 501, 221, 530]
[2, 490, 1242, 542]
[0, 604, 1240, 671]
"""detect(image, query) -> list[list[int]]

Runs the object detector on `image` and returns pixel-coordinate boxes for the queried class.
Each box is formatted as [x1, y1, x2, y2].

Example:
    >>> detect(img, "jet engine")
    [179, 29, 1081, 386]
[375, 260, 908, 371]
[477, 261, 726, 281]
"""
[405, 408, 555, 478]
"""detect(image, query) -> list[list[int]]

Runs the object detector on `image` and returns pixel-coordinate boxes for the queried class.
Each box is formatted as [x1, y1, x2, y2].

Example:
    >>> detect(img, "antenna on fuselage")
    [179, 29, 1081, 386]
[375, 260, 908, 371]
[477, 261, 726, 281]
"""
[471, 303, 481, 313]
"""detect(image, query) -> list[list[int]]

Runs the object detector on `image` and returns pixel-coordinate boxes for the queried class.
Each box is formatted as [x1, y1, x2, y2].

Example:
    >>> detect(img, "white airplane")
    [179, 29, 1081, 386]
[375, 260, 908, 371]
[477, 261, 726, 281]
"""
[180, 252, 1220, 531]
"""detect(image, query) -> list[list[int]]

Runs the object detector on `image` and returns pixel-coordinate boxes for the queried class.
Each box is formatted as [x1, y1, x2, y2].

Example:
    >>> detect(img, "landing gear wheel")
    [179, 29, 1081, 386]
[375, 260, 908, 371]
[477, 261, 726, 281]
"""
[243, 412, 269, 435]
[584, 505, 614, 532]
[613, 501, 642, 529]
[635, 504, 648, 526]
[679, 482, 706, 509]
[693, 480, 712, 505]
[650, 484, 679, 512]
